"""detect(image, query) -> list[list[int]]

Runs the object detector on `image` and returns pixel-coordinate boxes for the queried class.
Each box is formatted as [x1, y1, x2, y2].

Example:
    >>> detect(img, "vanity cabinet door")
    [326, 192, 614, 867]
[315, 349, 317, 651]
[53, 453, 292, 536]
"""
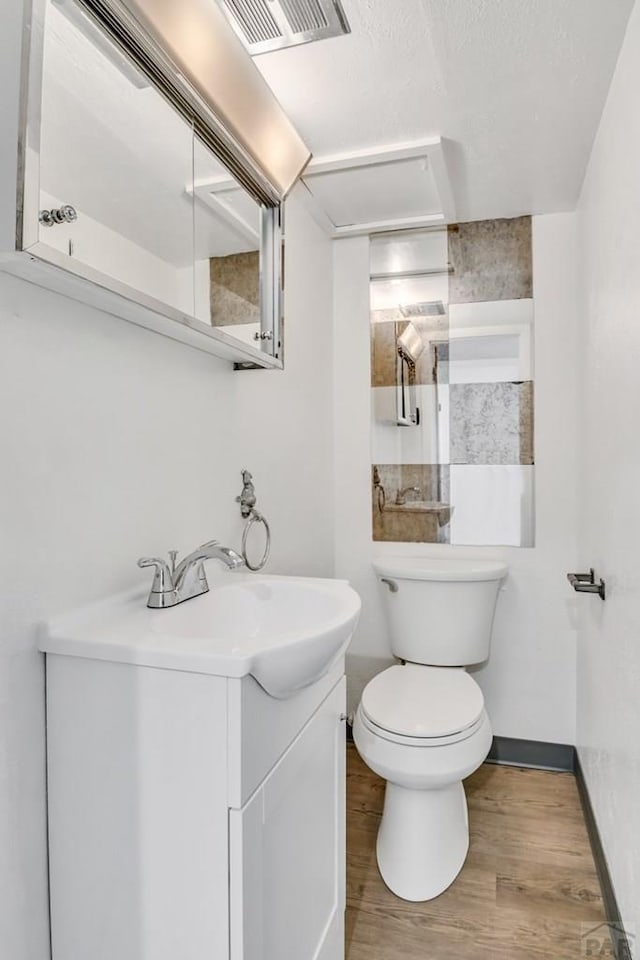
[230, 678, 346, 960]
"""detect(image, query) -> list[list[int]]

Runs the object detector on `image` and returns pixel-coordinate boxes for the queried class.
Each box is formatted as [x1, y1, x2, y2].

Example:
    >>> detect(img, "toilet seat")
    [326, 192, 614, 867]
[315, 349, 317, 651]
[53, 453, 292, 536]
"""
[358, 707, 486, 747]
[361, 664, 484, 743]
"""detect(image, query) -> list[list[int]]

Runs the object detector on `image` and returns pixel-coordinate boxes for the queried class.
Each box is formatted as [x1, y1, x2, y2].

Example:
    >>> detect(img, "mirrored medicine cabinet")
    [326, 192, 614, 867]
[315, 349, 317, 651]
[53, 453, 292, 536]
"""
[7, 0, 310, 368]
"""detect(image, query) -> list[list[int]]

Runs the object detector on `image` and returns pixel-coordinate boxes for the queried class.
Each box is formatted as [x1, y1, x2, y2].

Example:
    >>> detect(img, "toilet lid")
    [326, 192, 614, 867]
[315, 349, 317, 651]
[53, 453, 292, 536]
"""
[361, 665, 485, 739]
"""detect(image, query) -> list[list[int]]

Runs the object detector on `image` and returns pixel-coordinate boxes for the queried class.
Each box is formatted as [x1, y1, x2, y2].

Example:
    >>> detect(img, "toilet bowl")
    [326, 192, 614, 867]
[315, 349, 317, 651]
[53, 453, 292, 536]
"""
[353, 664, 492, 901]
[353, 557, 507, 901]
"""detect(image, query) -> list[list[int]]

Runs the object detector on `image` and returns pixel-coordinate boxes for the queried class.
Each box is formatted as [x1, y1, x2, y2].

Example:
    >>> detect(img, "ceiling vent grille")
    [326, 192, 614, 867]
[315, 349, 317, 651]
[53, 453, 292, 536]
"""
[279, 0, 328, 34]
[399, 301, 446, 319]
[223, 0, 282, 45]
[219, 0, 350, 54]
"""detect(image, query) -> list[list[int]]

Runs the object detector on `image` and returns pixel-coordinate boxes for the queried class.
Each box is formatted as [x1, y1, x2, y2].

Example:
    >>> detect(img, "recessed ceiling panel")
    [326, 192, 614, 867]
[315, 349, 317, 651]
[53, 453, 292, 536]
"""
[304, 157, 441, 228]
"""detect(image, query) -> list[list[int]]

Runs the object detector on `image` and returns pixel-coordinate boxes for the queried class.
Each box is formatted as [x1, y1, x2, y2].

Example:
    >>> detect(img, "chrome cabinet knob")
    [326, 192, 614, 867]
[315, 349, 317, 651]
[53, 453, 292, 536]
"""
[39, 204, 78, 227]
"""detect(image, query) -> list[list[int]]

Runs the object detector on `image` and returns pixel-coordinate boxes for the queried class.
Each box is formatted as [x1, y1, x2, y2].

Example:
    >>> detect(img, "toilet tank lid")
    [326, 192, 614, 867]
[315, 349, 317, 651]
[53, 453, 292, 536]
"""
[373, 556, 508, 582]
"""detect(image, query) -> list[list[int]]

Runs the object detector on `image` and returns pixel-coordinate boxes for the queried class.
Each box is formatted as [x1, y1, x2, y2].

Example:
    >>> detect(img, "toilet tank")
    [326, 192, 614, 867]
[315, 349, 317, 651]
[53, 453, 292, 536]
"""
[373, 557, 507, 666]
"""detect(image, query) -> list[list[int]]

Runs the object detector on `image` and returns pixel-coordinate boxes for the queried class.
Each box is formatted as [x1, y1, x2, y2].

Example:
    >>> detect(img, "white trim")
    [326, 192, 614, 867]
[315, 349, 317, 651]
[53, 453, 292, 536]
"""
[185, 180, 261, 246]
[449, 323, 533, 383]
[426, 139, 456, 223]
[1, 249, 282, 368]
[332, 214, 445, 239]
[191, 176, 237, 194]
[304, 138, 444, 175]
[303, 137, 456, 238]
[188, 138, 457, 240]
[296, 179, 337, 237]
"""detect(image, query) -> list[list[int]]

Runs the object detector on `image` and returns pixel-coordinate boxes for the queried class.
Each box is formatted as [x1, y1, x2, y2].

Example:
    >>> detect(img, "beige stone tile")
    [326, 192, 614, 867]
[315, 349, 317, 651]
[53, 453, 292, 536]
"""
[371, 321, 397, 387]
[448, 217, 532, 303]
[371, 465, 450, 543]
[520, 380, 535, 464]
[210, 251, 259, 326]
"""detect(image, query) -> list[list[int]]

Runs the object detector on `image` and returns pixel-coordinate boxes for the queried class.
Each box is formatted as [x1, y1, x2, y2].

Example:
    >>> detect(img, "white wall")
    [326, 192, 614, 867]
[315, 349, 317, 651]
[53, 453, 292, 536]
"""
[232, 193, 335, 577]
[0, 189, 333, 959]
[333, 218, 581, 744]
[575, 0, 640, 946]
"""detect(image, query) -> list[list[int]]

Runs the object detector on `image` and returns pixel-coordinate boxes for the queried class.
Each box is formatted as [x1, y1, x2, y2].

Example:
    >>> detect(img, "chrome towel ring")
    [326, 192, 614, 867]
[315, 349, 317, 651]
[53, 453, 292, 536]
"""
[242, 510, 271, 572]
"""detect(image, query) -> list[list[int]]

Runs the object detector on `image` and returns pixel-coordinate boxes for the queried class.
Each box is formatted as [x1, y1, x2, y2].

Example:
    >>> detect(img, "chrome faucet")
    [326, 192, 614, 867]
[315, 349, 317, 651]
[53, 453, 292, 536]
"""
[138, 540, 244, 609]
[395, 486, 422, 506]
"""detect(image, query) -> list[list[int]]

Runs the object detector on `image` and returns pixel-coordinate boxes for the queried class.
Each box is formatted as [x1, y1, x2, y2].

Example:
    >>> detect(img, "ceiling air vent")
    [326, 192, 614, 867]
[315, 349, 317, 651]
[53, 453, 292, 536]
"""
[219, 0, 350, 55]
[399, 301, 446, 319]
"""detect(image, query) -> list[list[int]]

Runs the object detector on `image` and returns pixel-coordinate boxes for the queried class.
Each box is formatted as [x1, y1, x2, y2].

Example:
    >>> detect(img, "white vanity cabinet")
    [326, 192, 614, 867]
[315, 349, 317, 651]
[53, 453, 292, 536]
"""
[230, 679, 345, 960]
[45, 653, 346, 960]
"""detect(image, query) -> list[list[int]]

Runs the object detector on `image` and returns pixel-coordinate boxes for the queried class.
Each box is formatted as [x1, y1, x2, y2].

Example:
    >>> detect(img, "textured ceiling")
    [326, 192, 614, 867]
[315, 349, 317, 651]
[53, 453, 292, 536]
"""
[255, 0, 635, 222]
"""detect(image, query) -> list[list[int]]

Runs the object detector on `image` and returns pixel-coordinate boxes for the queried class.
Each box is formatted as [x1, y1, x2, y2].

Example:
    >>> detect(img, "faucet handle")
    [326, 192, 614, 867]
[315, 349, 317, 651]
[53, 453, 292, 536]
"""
[138, 557, 175, 593]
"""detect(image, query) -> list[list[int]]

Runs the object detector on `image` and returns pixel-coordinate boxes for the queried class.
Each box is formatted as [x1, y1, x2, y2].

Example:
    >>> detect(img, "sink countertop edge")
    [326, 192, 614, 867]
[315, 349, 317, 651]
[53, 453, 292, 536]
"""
[38, 573, 362, 687]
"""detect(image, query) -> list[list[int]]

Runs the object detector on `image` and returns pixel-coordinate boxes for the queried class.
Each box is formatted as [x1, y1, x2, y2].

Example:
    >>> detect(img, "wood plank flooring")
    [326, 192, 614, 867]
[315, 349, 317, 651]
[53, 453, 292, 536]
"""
[345, 744, 609, 959]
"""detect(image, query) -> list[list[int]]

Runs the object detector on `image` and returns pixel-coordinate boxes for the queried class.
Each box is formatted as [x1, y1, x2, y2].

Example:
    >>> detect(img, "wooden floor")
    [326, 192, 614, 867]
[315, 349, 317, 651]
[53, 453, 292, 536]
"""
[345, 744, 608, 959]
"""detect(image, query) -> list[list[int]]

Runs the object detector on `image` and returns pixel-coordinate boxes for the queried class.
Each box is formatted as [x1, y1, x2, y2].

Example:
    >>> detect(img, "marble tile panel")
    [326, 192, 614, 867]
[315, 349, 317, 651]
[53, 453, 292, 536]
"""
[519, 381, 534, 466]
[450, 381, 534, 465]
[209, 251, 259, 327]
[448, 217, 532, 303]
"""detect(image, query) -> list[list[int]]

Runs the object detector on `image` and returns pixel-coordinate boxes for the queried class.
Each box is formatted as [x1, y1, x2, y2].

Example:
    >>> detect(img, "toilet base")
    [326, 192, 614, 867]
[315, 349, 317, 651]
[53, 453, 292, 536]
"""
[376, 780, 469, 901]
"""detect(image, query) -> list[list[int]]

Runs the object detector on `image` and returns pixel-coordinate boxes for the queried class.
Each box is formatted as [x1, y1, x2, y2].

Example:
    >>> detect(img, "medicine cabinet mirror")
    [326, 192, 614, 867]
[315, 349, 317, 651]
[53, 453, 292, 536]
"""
[370, 219, 535, 547]
[13, 0, 296, 368]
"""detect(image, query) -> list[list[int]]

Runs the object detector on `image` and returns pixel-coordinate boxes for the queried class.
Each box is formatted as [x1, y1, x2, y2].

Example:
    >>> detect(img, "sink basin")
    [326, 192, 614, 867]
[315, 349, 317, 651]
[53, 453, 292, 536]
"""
[39, 573, 361, 698]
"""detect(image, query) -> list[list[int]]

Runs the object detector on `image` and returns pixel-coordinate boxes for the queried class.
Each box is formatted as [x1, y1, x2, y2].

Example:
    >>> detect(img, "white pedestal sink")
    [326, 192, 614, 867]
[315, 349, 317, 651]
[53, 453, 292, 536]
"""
[39, 571, 361, 960]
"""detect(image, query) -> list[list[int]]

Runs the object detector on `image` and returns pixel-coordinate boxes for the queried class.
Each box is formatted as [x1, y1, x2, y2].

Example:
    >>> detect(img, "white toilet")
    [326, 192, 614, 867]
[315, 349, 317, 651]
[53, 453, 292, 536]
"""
[353, 556, 507, 902]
